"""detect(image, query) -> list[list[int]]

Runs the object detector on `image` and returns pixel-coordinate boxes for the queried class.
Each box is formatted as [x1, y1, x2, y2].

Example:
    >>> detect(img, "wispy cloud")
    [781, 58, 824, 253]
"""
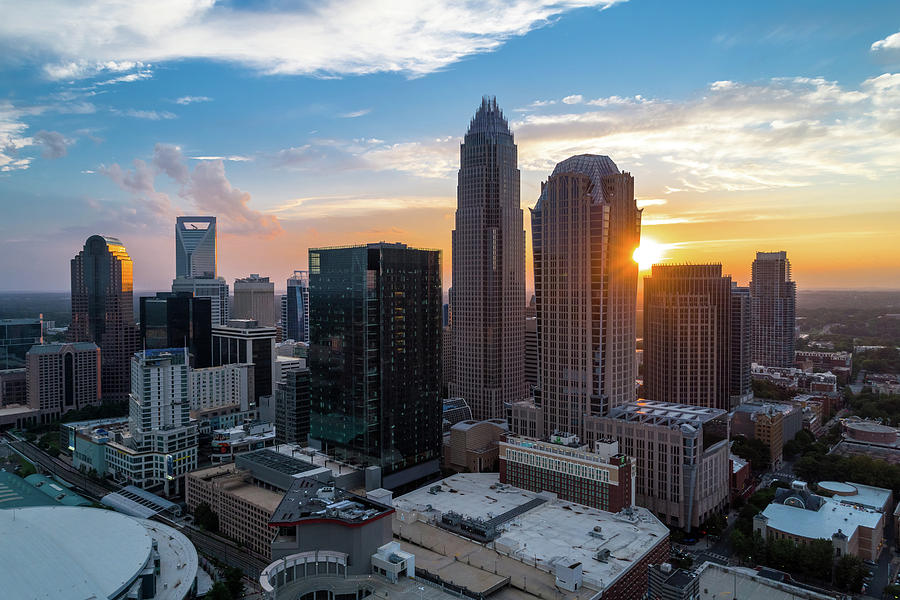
[562, 94, 583, 104]
[175, 95, 212, 105]
[872, 30, 900, 52]
[3, 1, 623, 79]
[339, 108, 371, 118]
[33, 130, 72, 159]
[114, 109, 177, 120]
[188, 155, 251, 162]
[271, 194, 454, 219]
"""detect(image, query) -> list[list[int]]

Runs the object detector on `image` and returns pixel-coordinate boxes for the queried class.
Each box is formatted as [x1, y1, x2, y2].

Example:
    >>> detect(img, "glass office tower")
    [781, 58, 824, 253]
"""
[139, 292, 212, 368]
[309, 243, 442, 489]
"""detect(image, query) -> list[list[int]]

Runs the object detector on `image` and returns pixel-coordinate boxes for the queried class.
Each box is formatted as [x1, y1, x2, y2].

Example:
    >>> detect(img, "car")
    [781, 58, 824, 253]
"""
[864, 559, 877, 567]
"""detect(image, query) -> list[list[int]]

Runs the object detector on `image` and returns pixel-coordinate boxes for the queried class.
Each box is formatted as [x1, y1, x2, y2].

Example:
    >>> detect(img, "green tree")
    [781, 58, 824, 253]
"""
[223, 566, 244, 600]
[732, 435, 772, 471]
[206, 582, 232, 600]
[834, 554, 865, 593]
[193, 502, 219, 533]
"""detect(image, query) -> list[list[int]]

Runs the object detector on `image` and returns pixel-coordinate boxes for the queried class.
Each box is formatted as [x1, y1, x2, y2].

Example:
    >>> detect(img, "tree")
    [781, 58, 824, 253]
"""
[206, 582, 232, 600]
[193, 502, 219, 533]
[885, 584, 900, 599]
[223, 566, 244, 600]
[834, 554, 865, 593]
[732, 435, 772, 471]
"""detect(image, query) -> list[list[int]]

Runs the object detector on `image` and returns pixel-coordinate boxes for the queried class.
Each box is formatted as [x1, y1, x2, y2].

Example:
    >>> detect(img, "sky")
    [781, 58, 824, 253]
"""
[1, 0, 899, 293]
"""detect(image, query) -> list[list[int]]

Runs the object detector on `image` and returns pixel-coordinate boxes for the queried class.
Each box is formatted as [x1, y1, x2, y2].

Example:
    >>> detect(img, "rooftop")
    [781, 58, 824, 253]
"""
[26, 341, 97, 354]
[0, 471, 56, 508]
[761, 497, 882, 540]
[817, 481, 892, 511]
[270, 477, 393, 526]
[188, 463, 285, 512]
[607, 400, 727, 427]
[394, 473, 669, 593]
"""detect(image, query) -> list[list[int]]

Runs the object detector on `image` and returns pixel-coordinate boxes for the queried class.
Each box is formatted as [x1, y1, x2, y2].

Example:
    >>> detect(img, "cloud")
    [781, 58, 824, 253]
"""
[270, 194, 454, 219]
[339, 108, 371, 118]
[100, 143, 281, 237]
[3, 1, 623, 79]
[114, 109, 177, 120]
[188, 155, 251, 162]
[33, 130, 71, 159]
[0, 102, 32, 171]
[871, 30, 900, 52]
[636, 198, 667, 208]
[175, 95, 212, 105]
[562, 94, 583, 104]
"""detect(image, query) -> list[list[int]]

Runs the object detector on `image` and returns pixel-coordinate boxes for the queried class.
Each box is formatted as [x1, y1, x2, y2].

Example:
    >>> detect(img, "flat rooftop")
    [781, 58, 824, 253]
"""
[762, 497, 882, 540]
[394, 473, 668, 593]
[270, 477, 392, 526]
[607, 400, 726, 426]
[188, 463, 284, 512]
[267, 444, 361, 476]
[237, 447, 321, 476]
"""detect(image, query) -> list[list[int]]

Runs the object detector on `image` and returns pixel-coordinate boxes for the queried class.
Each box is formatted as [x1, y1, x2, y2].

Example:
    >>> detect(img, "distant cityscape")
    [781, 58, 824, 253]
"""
[1, 97, 899, 600]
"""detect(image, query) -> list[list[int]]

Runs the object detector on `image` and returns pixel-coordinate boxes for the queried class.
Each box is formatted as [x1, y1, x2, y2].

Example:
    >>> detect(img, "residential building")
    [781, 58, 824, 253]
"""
[274, 368, 310, 446]
[175, 216, 217, 278]
[69, 235, 139, 402]
[644, 264, 732, 411]
[450, 97, 525, 422]
[189, 362, 252, 412]
[755, 481, 884, 560]
[730, 284, 752, 404]
[394, 473, 670, 600]
[751, 251, 796, 367]
[795, 350, 852, 384]
[212, 318, 277, 404]
[25, 342, 101, 421]
[309, 243, 442, 489]
[171, 276, 229, 326]
[751, 363, 839, 394]
[442, 418, 508, 472]
[139, 291, 212, 368]
[233, 274, 276, 326]
[585, 401, 730, 530]
[499, 434, 635, 513]
[282, 270, 310, 343]
[0, 318, 42, 369]
[531, 154, 642, 438]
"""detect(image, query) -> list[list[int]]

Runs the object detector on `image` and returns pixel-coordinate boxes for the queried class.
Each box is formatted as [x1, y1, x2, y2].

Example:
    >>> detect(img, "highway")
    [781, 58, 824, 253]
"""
[2, 434, 268, 581]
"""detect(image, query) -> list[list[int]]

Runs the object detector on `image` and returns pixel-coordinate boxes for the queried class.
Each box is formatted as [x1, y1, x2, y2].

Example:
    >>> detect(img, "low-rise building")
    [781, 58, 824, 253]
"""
[211, 421, 276, 462]
[647, 563, 699, 600]
[442, 418, 507, 473]
[393, 473, 670, 600]
[730, 453, 752, 501]
[795, 350, 852, 385]
[752, 364, 839, 394]
[26, 342, 100, 421]
[755, 481, 884, 560]
[694, 562, 834, 600]
[499, 434, 634, 513]
[815, 481, 892, 513]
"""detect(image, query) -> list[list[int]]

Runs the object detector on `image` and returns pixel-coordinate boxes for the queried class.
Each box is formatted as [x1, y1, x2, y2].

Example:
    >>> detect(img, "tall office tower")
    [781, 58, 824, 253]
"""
[751, 251, 797, 367]
[26, 342, 100, 421]
[69, 235, 139, 402]
[643, 264, 732, 411]
[212, 319, 277, 405]
[171, 276, 229, 326]
[524, 315, 537, 391]
[730, 284, 752, 404]
[0, 318, 42, 369]
[531, 155, 642, 437]
[126, 348, 198, 494]
[309, 243, 442, 489]
[175, 216, 217, 278]
[233, 274, 276, 326]
[139, 292, 212, 368]
[441, 326, 453, 390]
[283, 271, 310, 343]
[450, 96, 525, 421]
[274, 368, 311, 445]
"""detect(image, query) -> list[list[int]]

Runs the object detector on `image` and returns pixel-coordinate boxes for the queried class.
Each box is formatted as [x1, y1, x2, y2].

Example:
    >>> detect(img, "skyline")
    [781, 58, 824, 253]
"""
[2, 0, 899, 292]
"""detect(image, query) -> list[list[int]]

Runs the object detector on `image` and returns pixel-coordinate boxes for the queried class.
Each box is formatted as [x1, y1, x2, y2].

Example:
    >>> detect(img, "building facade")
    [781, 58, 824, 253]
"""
[233, 274, 276, 327]
[139, 291, 212, 368]
[585, 401, 730, 530]
[25, 342, 101, 420]
[450, 97, 525, 422]
[730, 284, 752, 404]
[189, 362, 253, 413]
[0, 318, 42, 370]
[212, 319, 277, 404]
[282, 270, 310, 343]
[171, 276, 229, 326]
[499, 435, 634, 513]
[309, 243, 442, 489]
[643, 264, 732, 411]
[531, 155, 642, 437]
[274, 368, 311, 446]
[175, 216, 217, 278]
[751, 251, 796, 367]
[69, 235, 139, 402]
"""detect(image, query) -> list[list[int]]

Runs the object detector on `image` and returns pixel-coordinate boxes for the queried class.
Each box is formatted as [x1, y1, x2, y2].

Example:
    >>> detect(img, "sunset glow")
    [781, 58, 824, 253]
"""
[633, 238, 668, 271]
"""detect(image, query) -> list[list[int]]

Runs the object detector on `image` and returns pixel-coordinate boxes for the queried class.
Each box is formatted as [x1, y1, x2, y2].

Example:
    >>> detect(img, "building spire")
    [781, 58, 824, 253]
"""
[467, 95, 511, 137]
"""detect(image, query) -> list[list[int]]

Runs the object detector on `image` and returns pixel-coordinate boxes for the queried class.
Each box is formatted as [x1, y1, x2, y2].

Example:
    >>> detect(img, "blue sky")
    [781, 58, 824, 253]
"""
[1, 0, 899, 292]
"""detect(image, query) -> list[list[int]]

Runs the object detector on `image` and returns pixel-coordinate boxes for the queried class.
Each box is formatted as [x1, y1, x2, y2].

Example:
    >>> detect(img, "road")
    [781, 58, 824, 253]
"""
[2, 434, 268, 581]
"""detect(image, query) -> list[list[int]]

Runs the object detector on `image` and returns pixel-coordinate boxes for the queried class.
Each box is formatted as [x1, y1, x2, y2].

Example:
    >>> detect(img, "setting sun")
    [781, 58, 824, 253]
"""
[633, 238, 668, 271]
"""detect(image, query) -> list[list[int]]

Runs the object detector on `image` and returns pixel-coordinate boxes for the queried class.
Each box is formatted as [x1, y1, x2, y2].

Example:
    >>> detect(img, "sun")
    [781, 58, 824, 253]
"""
[633, 237, 667, 271]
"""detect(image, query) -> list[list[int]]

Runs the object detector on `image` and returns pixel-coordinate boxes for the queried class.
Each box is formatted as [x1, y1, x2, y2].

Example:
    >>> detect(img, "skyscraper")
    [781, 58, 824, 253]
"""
[309, 243, 442, 489]
[0, 318, 42, 369]
[450, 97, 525, 421]
[274, 368, 311, 446]
[643, 264, 732, 411]
[531, 155, 642, 437]
[730, 283, 752, 404]
[175, 216, 217, 278]
[282, 270, 310, 343]
[233, 274, 276, 326]
[139, 292, 213, 368]
[211, 319, 277, 405]
[751, 251, 797, 367]
[172, 276, 229, 326]
[69, 235, 139, 402]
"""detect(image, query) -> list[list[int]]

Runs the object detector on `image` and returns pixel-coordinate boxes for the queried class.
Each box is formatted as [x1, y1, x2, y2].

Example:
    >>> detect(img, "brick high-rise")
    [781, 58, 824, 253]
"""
[69, 235, 138, 402]
[450, 97, 525, 421]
